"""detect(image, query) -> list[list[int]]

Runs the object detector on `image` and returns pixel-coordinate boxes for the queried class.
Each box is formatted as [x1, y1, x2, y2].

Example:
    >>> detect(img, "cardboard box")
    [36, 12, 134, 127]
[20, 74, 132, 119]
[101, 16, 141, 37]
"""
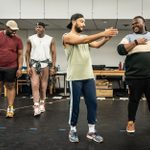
[96, 89, 113, 97]
[96, 79, 109, 86]
[96, 80, 112, 89]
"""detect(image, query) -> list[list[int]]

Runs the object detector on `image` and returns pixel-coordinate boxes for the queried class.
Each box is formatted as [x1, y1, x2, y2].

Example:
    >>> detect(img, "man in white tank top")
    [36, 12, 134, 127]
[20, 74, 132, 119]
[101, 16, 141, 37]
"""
[25, 22, 56, 116]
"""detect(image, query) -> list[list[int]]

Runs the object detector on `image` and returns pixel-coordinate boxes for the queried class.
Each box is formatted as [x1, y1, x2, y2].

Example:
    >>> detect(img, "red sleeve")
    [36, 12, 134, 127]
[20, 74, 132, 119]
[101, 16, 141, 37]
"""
[16, 36, 23, 50]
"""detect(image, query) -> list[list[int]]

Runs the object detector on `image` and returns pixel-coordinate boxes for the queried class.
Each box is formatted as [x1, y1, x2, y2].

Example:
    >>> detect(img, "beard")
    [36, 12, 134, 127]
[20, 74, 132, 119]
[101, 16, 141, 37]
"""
[75, 26, 83, 33]
[6, 30, 14, 37]
[133, 26, 145, 34]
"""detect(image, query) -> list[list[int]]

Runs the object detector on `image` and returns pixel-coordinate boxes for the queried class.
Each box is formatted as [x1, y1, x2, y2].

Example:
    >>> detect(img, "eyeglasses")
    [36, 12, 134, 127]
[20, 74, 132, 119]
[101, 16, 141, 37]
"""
[10, 29, 17, 33]
[8, 27, 17, 33]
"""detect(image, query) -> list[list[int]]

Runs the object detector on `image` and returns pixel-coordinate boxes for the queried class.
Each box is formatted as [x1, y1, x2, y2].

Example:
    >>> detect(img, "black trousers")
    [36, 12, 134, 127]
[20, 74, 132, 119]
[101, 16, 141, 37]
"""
[126, 78, 150, 121]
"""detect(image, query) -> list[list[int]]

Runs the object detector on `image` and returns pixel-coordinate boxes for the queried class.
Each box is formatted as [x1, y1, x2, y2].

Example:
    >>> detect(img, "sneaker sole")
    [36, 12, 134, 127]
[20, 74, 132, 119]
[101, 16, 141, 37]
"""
[34, 113, 41, 117]
[69, 136, 79, 143]
[40, 110, 46, 113]
[6, 115, 14, 118]
[86, 135, 104, 143]
[6, 113, 14, 118]
[69, 139, 79, 143]
[126, 130, 135, 133]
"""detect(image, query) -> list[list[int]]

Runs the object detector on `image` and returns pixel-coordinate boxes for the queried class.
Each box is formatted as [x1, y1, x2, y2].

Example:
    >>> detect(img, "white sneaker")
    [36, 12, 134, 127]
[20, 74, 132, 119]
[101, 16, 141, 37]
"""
[69, 130, 79, 143]
[86, 132, 104, 143]
[33, 104, 41, 116]
[39, 102, 45, 113]
[6, 105, 14, 118]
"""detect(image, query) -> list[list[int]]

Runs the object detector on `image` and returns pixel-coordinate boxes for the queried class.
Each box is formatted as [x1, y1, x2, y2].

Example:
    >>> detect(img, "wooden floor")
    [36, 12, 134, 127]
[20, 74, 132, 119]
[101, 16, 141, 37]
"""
[0, 95, 150, 150]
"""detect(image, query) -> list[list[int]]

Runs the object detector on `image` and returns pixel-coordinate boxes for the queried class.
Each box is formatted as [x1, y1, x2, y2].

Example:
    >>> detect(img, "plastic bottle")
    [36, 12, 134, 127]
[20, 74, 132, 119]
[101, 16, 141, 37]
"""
[118, 62, 122, 70]
[57, 65, 61, 71]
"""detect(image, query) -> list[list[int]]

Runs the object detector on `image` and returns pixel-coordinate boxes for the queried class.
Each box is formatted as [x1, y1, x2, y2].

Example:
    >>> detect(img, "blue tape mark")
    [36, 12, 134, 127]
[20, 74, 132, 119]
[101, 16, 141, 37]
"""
[0, 125, 6, 130]
[29, 128, 37, 131]
[120, 129, 126, 133]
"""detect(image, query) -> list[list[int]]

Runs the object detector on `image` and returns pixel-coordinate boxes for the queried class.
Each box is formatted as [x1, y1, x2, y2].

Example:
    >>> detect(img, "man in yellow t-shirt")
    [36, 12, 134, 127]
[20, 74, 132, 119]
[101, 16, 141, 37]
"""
[63, 13, 118, 143]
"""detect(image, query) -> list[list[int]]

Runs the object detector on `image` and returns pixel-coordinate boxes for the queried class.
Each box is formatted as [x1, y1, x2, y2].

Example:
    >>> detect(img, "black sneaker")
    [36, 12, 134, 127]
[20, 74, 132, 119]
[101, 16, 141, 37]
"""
[86, 132, 103, 143]
[69, 130, 79, 143]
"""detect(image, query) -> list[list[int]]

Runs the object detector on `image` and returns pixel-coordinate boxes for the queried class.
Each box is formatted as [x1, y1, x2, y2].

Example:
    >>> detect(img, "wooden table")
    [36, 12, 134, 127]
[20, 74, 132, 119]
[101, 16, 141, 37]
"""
[93, 70, 125, 77]
[93, 70, 125, 97]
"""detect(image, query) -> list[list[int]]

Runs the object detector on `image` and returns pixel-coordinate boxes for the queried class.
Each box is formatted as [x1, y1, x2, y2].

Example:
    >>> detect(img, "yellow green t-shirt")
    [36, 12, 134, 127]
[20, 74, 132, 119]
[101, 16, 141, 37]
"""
[64, 43, 94, 81]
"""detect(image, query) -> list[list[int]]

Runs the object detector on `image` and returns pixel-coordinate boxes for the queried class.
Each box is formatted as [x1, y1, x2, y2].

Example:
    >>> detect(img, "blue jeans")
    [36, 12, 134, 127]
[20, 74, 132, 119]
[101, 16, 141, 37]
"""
[68, 79, 97, 126]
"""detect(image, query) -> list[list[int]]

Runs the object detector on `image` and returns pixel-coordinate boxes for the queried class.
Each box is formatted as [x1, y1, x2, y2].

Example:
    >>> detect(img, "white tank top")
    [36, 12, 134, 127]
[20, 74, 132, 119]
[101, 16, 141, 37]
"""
[29, 34, 53, 68]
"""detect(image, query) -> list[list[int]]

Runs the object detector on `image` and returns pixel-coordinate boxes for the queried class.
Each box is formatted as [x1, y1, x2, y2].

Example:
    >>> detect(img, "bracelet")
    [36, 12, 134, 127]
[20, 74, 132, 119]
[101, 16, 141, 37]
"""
[134, 39, 138, 45]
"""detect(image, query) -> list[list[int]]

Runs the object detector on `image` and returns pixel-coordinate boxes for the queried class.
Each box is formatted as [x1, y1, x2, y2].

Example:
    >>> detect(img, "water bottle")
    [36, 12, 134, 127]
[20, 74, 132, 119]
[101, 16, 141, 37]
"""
[57, 65, 61, 71]
[118, 62, 122, 70]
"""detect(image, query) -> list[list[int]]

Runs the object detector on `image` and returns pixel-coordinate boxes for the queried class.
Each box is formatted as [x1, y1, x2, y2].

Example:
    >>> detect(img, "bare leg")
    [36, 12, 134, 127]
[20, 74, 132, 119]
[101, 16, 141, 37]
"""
[5, 82, 16, 106]
[5, 82, 16, 118]
[30, 67, 40, 103]
[39, 67, 49, 113]
[30, 67, 42, 116]
[40, 67, 49, 100]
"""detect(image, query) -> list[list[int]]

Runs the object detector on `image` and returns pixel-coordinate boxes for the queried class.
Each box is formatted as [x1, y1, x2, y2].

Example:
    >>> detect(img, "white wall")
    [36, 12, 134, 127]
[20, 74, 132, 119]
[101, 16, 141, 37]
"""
[118, 0, 142, 19]
[93, 0, 118, 19]
[21, 0, 44, 18]
[18, 29, 127, 70]
[0, 0, 20, 18]
[1, 0, 150, 19]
